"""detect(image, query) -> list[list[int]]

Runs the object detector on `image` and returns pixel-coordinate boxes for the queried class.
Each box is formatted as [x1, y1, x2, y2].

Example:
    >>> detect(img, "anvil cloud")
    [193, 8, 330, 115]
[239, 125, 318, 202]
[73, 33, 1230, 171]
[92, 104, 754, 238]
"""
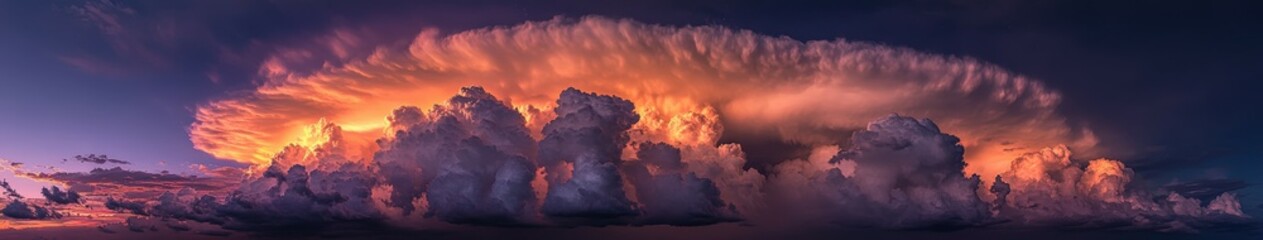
[189, 16, 1091, 181]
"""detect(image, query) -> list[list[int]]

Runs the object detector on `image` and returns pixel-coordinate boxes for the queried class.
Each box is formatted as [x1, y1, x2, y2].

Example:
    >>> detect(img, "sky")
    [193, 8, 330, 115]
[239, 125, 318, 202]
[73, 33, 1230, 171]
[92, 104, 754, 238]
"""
[0, 0, 1260, 239]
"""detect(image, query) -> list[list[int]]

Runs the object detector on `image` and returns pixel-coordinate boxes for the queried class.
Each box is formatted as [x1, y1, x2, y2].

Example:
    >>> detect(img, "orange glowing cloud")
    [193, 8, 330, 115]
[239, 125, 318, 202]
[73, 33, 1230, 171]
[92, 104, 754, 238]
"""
[189, 16, 1096, 182]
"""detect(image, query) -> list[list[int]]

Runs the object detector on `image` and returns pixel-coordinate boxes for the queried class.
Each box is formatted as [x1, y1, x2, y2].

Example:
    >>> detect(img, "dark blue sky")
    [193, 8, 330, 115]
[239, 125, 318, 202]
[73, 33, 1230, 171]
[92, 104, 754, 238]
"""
[0, 0, 1260, 215]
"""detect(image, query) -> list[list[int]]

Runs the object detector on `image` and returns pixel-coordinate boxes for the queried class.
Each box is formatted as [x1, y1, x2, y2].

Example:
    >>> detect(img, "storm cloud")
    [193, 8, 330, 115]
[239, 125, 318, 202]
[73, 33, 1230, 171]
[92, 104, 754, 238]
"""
[132, 87, 1252, 234]
[59, 16, 1243, 235]
[374, 86, 538, 224]
[189, 16, 1090, 184]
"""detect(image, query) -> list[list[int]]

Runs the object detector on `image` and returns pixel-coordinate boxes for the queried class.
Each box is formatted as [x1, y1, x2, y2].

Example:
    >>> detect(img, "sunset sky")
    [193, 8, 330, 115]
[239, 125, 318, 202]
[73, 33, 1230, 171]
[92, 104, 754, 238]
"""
[1, 1, 1261, 239]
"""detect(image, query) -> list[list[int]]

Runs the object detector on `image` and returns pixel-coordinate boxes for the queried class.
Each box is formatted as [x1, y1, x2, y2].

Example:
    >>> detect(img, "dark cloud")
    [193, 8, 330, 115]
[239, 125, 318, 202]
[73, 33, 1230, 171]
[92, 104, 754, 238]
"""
[0, 179, 62, 220]
[989, 175, 1011, 213]
[539, 88, 641, 221]
[770, 115, 991, 229]
[222, 164, 381, 230]
[105, 197, 147, 215]
[40, 185, 83, 205]
[21, 167, 236, 199]
[1, 179, 23, 199]
[375, 87, 538, 224]
[125, 217, 161, 232]
[2, 200, 61, 220]
[107, 122, 382, 231]
[70, 154, 131, 165]
[149, 189, 223, 225]
[27, 167, 187, 183]
[624, 142, 738, 226]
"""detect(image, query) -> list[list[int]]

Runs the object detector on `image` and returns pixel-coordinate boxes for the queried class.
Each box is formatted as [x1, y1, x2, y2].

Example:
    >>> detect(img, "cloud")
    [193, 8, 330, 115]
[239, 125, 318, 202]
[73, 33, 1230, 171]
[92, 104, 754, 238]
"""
[375, 86, 539, 225]
[139, 16, 1252, 234]
[40, 186, 83, 205]
[0, 179, 63, 220]
[1, 179, 23, 199]
[69, 154, 131, 165]
[537, 88, 641, 221]
[133, 123, 383, 231]
[213, 163, 382, 230]
[145, 87, 761, 230]
[624, 142, 738, 225]
[130, 87, 1263, 235]
[768, 115, 990, 229]
[2, 200, 62, 220]
[148, 189, 223, 225]
[18, 167, 237, 200]
[189, 16, 1091, 184]
[104, 197, 146, 215]
[993, 145, 1249, 230]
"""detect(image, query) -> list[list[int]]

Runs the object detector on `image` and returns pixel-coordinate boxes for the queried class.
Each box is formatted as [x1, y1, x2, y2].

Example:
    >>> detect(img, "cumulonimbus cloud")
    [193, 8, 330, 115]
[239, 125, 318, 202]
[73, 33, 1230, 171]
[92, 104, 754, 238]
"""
[189, 16, 1092, 181]
[160, 16, 1250, 232]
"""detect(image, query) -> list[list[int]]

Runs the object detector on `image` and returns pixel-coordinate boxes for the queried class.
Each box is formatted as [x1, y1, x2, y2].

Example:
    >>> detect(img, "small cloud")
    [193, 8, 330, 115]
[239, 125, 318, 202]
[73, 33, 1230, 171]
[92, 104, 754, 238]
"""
[41, 185, 84, 205]
[105, 197, 147, 215]
[70, 154, 131, 165]
[1, 179, 23, 199]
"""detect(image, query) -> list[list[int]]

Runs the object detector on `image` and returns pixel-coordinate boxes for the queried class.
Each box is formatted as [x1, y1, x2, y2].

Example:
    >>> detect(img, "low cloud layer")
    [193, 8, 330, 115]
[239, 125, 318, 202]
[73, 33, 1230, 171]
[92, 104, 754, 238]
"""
[18, 167, 237, 200]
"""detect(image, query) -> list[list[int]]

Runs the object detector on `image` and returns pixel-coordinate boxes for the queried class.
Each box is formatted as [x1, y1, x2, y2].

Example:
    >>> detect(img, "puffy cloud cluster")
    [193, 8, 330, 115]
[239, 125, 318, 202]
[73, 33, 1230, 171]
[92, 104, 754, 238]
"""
[91, 123, 381, 230]
[2, 200, 61, 220]
[761, 115, 1251, 231]
[40, 186, 83, 205]
[623, 142, 738, 225]
[105, 197, 147, 215]
[206, 139, 382, 230]
[139, 87, 759, 230]
[992, 145, 1248, 230]
[769, 115, 989, 229]
[537, 88, 640, 220]
[109, 162, 382, 231]
[374, 87, 538, 224]
[1, 180, 62, 220]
